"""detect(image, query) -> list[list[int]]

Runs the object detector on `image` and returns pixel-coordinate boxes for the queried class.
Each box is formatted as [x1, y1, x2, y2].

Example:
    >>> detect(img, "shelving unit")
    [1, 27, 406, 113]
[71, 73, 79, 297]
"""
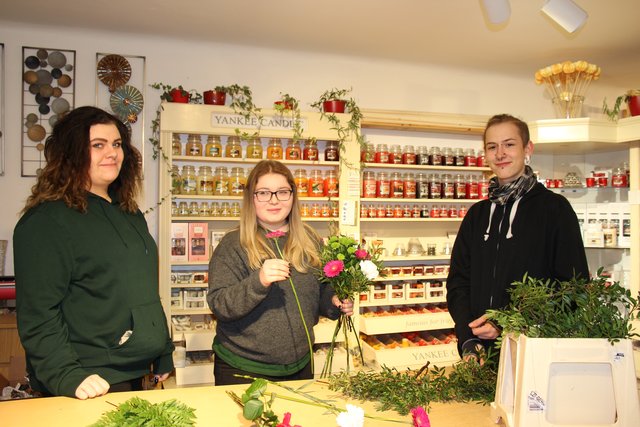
[159, 103, 355, 384]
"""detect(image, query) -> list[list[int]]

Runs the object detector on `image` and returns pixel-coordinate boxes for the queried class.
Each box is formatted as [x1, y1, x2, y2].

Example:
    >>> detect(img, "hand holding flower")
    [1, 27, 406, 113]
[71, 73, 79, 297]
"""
[332, 295, 354, 316]
[259, 258, 290, 287]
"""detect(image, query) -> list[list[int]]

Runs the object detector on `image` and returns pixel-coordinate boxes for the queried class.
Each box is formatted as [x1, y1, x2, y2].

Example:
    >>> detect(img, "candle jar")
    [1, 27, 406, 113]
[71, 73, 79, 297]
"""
[442, 147, 455, 166]
[403, 172, 416, 198]
[285, 139, 302, 160]
[225, 136, 242, 158]
[308, 169, 325, 197]
[171, 165, 182, 194]
[267, 138, 283, 159]
[228, 167, 246, 195]
[441, 174, 454, 199]
[389, 144, 403, 164]
[181, 165, 197, 195]
[246, 137, 263, 159]
[172, 134, 182, 156]
[376, 172, 390, 198]
[301, 204, 310, 217]
[466, 174, 479, 199]
[219, 202, 231, 217]
[478, 175, 489, 199]
[199, 202, 211, 217]
[186, 134, 203, 156]
[294, 169, 309, 196]
[454, 148, 465, 167]
[416, 173, 429, 199]
[325, 141, 339, 162]
[230, 202, 241, 217]
[360, 143, 375, 162]
[303, 139, 319, 161]
[205, 135, 222, 157]
[213, 166, 230, 196]
[428, 173, 441, 199]
[464, 148, 477, 166]
[390, 172, 404, 198]
[189, 201, 200, 216]
[324, 169, 339, 197]
[417, 146, 429, 165]
[210, 202, 220, 217]
[362, 171, 377, 198]
[375, 143, 389, 163]
[402, 145, 417, 165]
[177, 201, 189, 216]
[171, 201, 178, 216]
[197, 165, 214, 195]
[477, 149, 485, 167]
[454, 173, 467, 199]
[429, 146, 442, 166]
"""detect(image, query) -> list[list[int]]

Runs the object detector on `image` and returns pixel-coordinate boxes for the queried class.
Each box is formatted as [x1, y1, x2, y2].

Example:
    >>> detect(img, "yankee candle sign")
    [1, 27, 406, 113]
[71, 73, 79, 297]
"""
[410, 345, 458, 362]
[211, 112, 308, 131]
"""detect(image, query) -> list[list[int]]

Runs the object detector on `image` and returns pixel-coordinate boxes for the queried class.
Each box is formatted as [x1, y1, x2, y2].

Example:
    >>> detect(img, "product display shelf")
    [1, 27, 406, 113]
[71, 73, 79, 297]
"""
[159, 103, 355, 385]
[362, 162, 490, 172]
[529, 116, 640, 302]
[362, 197, 481, 204]
[373, 274, 448, 281]
[380, 255, 451, 262]
[361, 217, 462, 223]
[360, 310, 454, 335]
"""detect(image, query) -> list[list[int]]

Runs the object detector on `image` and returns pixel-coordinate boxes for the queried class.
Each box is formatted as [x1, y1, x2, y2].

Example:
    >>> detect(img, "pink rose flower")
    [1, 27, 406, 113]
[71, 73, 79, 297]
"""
[323, 260, 344, 278]
[266, 230, 286, 239]
[276, 412, 301, 427]
[354, 249, 368, 260]
[410, 406, 430, 427]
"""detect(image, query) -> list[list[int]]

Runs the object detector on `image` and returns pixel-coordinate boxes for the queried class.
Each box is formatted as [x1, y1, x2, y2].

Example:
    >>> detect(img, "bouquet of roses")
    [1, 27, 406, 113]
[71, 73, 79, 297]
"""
[318, 235, 384, 377]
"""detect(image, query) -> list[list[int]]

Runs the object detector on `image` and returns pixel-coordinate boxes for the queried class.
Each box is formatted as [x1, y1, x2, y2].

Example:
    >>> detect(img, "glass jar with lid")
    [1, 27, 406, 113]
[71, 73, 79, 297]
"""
[442, 147, 455, 166]
[389, 144, 402, 164]
[454, 148, 465, 167]
[181, 165, 197, 195]
[303, 139, 319, 161]
[230, 202, 241, 217]
[171, 165, 182, 194]
[429, 146, 442, 166]
[464, 148, 477, 166]
[375, 143, 389, 163]
[402, 145, 416, 165]
[285, 139, 302, 160]
[219, 202, 231, 217]
[213, 166, 230, 195]
[171, 201, 178, 216]
[177, 201, 189, 216]
[225, 136, 242, 158]
[441, 173, 454, 198]
[416, 172, 429, 199]
[360, 142, 375, 163]
[324, 169, 339, 197]
[196, 165, 214, 195]
[246, 137, 263, 159]
[453, 173, 467, 199]
[228, 167, 246, 195]
[390, 172, 404, 198]
[186, 134, 203, 156]
[417, 146, 429, 165]
[428, 173, 442, 199]
[403, 172, 416, 198]
[376, 171, 390, 198]
[325, 141, 339, 162]
[308, 170, 324, 197]
[205, 135, 222, 157]
[199, 201, 211, 217]
[189, 201, 200, 216]
[362, 171, 376, 198]
[293, 169, 309, 196]
[172, 134, 182, 156]
[267, 138, 283, 160]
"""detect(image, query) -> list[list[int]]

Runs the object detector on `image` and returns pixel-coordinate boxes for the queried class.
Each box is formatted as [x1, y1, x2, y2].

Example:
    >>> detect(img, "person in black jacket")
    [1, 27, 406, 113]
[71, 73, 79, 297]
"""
[446, 113, 589, 362]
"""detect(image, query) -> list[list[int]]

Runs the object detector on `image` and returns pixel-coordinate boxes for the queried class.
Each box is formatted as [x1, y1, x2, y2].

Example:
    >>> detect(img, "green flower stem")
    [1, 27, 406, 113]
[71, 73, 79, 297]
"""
[272, 239, 314, 374]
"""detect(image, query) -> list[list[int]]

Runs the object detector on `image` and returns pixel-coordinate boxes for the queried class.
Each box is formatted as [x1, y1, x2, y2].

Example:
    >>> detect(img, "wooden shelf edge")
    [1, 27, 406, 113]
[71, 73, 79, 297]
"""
[361, 108, 489, 135]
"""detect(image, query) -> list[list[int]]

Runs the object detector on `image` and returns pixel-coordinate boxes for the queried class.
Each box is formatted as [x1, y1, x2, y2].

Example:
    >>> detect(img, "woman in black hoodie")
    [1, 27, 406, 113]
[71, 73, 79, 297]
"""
[446, 114, 589, 362]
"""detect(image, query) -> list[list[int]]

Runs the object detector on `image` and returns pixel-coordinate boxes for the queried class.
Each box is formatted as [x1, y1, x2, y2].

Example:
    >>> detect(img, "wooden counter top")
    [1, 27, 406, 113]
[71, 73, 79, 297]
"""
[1, 379, 503, 426]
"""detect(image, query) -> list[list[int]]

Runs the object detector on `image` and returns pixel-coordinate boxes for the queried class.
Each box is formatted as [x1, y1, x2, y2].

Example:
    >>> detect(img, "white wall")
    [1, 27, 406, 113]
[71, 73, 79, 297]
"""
[0, 20, 625, 275]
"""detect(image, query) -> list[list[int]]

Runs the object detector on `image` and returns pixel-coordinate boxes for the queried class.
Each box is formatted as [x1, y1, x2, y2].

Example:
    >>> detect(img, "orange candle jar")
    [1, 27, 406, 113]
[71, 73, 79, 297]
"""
[186, 134, 203, 156]
[390, 172, 404, 198]
[225, 136, 242, 158]
[362, 171, 377, 198]
[293, 169, 309, 196]
[205, 135, 222, 157]
[324, 170, 339, 197]
[308, 169, 324, 197]
[267, 138, 283, 160]
[376, 172, 390, 198]
[285, 139, 302, 160]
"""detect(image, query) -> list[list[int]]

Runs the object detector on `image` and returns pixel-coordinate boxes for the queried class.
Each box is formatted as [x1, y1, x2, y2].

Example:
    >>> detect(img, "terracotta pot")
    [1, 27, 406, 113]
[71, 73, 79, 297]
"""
[170, 88, 190, 103]
[322, 100, 346, 113]
[204, 90, 226, 105]
[627, 95, 640, 117]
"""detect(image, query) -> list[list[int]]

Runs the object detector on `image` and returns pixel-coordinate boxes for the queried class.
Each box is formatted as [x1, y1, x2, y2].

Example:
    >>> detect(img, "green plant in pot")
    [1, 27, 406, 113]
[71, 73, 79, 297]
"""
[602, 89, 640, 121]
[274, 92, 304, 142]
[311, 87, 365, 169]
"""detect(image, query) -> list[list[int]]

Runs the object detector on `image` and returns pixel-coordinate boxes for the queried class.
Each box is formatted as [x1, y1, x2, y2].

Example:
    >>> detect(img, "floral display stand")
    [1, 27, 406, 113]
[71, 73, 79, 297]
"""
[491, 333, 640, 426]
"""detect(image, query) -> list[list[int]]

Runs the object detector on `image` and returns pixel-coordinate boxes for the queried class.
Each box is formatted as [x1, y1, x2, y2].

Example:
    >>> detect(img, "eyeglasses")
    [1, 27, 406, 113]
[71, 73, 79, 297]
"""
[254, 189, 293, 202]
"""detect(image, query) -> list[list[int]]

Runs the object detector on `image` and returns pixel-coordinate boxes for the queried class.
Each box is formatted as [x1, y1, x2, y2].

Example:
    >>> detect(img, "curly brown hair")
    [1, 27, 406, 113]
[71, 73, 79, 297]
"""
[23, 106, 143, 214]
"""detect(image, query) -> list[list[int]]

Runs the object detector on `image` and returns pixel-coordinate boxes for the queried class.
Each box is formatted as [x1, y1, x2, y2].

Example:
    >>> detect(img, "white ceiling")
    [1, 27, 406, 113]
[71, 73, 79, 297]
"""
[2, 0, 640, 88]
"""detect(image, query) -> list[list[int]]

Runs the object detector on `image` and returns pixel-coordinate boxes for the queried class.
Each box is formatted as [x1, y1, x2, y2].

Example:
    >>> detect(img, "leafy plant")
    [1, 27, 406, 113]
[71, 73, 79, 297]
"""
[603, 89, 640, 121]
[274, 92, 304, 142]
[328, 356, 499, 415]
[90, 397, 196, 426]
[485, 271, 640, 346]
[213, 84, 263, 140]
[150, 82, 202, 103]
[311, 87, 366, 170]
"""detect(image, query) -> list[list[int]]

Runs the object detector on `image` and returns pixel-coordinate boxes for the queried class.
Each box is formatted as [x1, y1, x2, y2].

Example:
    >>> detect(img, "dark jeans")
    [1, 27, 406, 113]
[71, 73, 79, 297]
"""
[213, 354, 313, 386]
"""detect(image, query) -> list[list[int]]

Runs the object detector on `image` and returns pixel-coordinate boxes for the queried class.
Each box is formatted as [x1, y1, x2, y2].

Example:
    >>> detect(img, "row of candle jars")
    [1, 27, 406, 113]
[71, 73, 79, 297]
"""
[362, 171, 489, 199]
[293, 169, 339, 197]
[300, 203, 339, 218]
[361, 143, 485, 167]
[174, 134, 339, 162]
[172, 201, 241, 217]
[361, 203, 468, 219]
[172, 165, 249, 196]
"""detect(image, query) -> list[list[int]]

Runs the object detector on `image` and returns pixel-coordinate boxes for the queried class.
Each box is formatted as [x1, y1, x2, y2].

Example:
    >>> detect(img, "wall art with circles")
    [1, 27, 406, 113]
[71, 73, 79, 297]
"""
[95, 53, 146, 173]
[21, 46, 76, 177]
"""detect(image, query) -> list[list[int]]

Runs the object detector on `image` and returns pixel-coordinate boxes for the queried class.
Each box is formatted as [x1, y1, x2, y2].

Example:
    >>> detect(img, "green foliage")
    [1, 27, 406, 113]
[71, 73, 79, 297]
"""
[602, 89, 640, 121]
[328, 357, 498, 415]
[486, 272, 640, 346]
[90, 397, 196, 427]
[227, 378, 280, 427]
[274, 92, 304, 142]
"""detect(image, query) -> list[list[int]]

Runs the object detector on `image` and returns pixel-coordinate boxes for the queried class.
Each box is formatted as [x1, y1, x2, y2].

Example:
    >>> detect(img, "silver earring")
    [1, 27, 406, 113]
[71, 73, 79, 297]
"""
[525, 156, 531, 165]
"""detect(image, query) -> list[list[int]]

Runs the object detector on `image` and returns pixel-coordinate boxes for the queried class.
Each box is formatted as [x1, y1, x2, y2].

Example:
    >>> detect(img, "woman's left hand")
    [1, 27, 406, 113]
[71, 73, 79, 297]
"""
[332, 296, 354, 316]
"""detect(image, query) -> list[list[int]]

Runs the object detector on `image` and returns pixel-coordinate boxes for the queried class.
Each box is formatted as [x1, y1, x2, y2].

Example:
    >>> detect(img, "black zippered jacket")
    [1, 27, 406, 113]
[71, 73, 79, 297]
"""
[446, 182, 589, 355]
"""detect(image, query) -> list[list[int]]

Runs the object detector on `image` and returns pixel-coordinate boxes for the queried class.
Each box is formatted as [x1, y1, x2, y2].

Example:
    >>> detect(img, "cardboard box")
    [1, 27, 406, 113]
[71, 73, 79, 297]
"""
[359, 311, 453, 335]
[188, 222, 209, 262]
[171, 223, 189, 262]
[362, 340, 458, 370]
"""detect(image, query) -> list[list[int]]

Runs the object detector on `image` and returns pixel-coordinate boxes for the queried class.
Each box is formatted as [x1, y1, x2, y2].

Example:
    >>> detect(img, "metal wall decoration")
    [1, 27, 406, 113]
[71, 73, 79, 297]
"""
[21, 46, 76, 177]
[95, 53, 146, 172]
[0, 43, 5, 176]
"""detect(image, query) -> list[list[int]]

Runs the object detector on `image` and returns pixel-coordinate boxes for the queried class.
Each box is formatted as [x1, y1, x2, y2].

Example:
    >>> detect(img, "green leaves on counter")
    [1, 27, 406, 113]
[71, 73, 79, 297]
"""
[90, 397, 196, 427]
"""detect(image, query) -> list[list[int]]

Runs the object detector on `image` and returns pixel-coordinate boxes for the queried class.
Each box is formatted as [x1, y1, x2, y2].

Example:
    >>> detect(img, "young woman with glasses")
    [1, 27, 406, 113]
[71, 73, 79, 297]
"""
[207, 160, 352, 385]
